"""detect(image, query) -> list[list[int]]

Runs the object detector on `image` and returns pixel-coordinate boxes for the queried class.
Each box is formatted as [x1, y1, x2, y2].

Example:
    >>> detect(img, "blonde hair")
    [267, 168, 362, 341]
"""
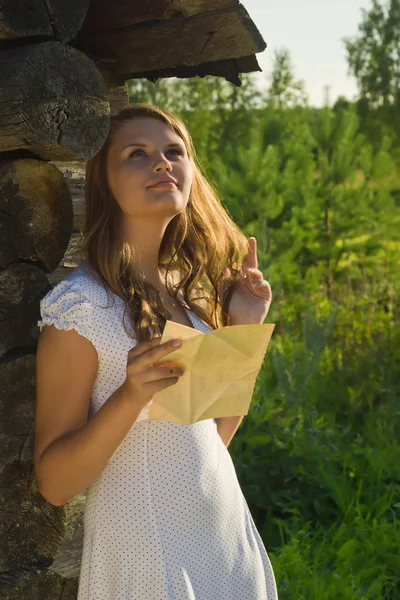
[76, 103, 249, 343]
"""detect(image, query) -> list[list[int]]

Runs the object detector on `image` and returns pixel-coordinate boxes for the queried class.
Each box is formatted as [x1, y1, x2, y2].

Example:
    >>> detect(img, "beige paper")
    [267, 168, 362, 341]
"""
[148, 320, 275, 425]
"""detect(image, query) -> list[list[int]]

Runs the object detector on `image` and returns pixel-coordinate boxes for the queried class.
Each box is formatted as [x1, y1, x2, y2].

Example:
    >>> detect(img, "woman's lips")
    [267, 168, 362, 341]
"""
[149, 182, 177, 189]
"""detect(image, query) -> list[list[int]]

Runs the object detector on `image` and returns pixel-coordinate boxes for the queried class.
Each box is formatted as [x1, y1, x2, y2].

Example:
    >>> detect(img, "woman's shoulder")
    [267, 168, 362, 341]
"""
[43, 264, 117, 309]
[38, 264, 120, 327]
[65, 265, 113, 305]
[37, 264, 122, 348]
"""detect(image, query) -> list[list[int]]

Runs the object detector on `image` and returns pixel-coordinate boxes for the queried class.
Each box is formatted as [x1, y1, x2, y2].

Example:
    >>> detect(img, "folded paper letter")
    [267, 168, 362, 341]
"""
[148, 320, 275, 425]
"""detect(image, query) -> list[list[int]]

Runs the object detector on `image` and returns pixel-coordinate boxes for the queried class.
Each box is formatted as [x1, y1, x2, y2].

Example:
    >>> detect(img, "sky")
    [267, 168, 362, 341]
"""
[244, 0, 374, 107]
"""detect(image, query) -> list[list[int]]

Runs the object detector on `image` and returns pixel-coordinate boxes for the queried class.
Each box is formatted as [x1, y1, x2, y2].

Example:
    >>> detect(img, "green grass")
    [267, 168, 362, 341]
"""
[230, 294, 400, 599]
[271, 510, 400, 599]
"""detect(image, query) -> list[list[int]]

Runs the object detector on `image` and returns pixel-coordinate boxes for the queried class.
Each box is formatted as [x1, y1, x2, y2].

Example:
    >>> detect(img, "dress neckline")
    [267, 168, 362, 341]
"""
[78, 263, 198, 330]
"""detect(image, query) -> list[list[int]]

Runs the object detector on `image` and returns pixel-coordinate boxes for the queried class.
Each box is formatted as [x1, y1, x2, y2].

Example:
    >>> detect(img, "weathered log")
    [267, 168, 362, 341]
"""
[80, 0, 237, 33]
[132, 54, 262, 86]
[104, 83, 129, 115]
[0, 0, 90, 42]
[73, 4, 266, 77]
[48, 492, 87, 579]
[99, 68, 129, 115]
[43, 231, 83, 285]
[0, 351, 38, 472]
[33, 160, 87, 286]
[0, 570, 78, 599]
[0, 354, 67, 591]
[0, 158, 73, 273]
[0, 262, 51, 358]
[0, 41, 110, 161]
[54, 161, 87, 234]
[0, 271, 86, 589]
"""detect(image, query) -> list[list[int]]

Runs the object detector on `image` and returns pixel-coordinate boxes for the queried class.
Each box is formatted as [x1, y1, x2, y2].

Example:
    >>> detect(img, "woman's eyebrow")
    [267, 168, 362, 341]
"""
[122, 142, 184, 150]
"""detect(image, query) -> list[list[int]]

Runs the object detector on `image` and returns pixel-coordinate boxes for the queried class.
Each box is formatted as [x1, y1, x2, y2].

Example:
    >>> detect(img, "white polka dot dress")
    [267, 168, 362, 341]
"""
[37, 264, 278, 600]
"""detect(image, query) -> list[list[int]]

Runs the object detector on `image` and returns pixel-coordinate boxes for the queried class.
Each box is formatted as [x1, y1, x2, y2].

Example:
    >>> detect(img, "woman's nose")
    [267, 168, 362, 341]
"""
[153, 154, 172, 171]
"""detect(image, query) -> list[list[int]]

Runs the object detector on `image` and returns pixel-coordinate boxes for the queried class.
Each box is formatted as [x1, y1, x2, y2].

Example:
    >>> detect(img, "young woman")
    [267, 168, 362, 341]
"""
[34, 104, 277, 599]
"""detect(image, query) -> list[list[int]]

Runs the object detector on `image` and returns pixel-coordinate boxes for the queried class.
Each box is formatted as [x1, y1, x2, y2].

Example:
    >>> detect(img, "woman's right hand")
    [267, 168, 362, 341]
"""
[120, 336, 185, 410]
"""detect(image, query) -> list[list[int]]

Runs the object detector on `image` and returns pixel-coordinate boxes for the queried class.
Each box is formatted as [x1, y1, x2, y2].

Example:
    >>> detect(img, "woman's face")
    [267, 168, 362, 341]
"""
[106, 116, 193, 222]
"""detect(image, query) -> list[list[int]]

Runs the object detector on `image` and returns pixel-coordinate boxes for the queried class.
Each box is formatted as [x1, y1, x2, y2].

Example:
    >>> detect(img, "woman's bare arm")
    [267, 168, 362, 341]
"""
[34, 325, 143, 507]
[215, 416, 244, 448]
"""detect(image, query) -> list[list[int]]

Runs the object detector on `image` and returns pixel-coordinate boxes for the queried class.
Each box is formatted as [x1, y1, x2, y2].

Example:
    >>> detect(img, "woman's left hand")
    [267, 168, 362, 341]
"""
[219, 237, 272, 325]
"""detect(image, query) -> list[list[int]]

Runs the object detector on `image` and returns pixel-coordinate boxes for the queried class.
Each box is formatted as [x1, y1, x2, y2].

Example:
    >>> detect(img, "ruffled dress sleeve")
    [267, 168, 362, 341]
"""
[37, 279, 101, 359]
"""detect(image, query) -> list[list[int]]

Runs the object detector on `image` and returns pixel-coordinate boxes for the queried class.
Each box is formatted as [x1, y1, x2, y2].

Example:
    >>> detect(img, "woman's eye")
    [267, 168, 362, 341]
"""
[129, 150, 146, 158]
[168, 148, 184, 156]
[129, 148, 184, 158]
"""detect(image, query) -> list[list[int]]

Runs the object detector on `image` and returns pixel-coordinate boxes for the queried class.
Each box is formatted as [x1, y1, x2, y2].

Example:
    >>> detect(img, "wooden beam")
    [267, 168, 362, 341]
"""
[130, 54, 262, 86]
[0, 42, 110, 161]
[80, 0, 238, 34]
[0, 0, 90, 42]
[73, 4, 266, 77]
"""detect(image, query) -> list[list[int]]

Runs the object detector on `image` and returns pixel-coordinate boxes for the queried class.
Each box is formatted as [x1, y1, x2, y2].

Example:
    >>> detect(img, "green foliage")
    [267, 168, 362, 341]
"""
[344, 0, 400, 154]
[267, 49, 309, 109]
[344, 0, 400, 109]
[230, 297, 400, 598]
[206, 101, 399, 318]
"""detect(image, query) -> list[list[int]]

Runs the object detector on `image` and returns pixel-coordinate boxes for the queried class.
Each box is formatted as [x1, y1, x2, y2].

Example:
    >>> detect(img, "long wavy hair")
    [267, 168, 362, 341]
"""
[75, 103, 249, 343]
